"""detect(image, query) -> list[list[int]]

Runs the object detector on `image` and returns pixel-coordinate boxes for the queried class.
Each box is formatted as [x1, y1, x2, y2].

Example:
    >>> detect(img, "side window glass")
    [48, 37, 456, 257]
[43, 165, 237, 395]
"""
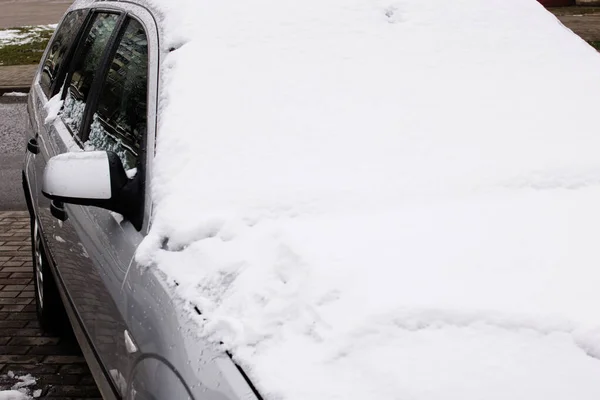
[40, 10, 87, 98]
[61, 13, 119, 136]
[84, 18, 148, 173]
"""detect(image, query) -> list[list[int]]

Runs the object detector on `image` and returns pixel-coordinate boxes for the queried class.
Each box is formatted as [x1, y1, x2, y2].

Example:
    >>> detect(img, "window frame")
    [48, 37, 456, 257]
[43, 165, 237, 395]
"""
[39, 8, 91, 99]
[60, 10, 127, 145]
[86, 16, 149, 172]
[37, 2, 158, 234]
[61, 8, 155, 231]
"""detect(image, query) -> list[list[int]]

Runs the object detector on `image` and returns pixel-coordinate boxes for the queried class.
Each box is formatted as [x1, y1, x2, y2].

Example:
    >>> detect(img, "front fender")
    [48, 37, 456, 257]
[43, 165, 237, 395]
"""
[127, 356, 192, 400]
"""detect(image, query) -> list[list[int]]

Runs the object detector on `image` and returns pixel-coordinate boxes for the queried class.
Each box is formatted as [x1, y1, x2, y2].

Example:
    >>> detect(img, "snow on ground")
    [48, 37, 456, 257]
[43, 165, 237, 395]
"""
[0, 25, 56, 47]
[1, 92, 27, 97]
[134, 0, 600, 398]
[0, 372, 38, 400]
[0, 392, 30, 400]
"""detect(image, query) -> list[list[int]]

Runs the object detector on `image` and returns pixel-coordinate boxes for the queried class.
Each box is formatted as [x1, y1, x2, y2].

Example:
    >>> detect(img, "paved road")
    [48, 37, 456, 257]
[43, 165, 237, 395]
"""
[0, 211, 101, 398]
[0, 97, 27, 211]
[0, 99, 101, 396]
[0, 0, 71, 29]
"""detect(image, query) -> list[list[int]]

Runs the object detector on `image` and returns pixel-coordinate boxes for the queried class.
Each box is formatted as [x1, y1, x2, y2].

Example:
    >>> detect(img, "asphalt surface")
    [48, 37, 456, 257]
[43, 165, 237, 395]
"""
[0, 0, 71, 29]
[0, 96, 27, 211]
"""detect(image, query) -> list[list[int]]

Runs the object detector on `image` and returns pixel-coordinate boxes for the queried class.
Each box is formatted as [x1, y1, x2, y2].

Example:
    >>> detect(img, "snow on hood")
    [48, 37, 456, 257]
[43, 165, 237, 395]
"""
[136, 0, 600, 398]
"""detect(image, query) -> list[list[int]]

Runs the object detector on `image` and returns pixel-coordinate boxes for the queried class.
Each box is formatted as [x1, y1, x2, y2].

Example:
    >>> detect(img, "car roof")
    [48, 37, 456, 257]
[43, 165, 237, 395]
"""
[68, 1, 164, 37]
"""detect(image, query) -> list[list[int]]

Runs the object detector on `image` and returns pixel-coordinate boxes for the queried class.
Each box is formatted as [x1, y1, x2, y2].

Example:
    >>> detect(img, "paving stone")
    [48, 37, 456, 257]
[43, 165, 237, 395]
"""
[3, 363, 59, 375]
[0, 304, 26, 312]
[0, 202, 99, 398]
[35, 373, 81, 385]
[0, 328, 43, 337]
[3, 284, 27, 291]
[44, 355, 86, 364]
[59, 364, 91, 375]
[0, 297, 32, 305]
[25, 320, 39, 329]
[0, 278, 31, 285]
[6, 312, 36, 321]
[0, 355, 44, 364]
[9, 336, 60, 346]
[28, 345, 72, 355]
[1, 267, 31, 273]
[22, 304, 36, 312]
[9, 273, 32, 279]
[1, 261, 25, 267]
[0, 346, 30, 355]
[0, 320, 28, 328]
[47, 384, 101, 397]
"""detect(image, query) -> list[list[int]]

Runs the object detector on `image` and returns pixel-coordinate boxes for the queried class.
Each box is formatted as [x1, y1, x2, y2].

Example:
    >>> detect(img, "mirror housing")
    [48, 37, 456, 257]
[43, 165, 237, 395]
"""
[42, 151, 143, 230]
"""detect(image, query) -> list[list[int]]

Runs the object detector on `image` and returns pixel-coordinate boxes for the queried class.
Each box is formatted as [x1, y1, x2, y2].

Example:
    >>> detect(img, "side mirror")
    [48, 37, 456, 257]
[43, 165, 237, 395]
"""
[42, 151, 143, 229]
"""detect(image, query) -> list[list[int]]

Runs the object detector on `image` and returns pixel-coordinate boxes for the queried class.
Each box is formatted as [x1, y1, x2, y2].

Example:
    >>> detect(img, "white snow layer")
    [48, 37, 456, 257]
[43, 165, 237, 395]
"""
[0, 372, 37, 400]
[43, 88, 64, 125]
[0, 25, 56, 47]
[136, 0, 600, 399]
[0, 392, 30, 400]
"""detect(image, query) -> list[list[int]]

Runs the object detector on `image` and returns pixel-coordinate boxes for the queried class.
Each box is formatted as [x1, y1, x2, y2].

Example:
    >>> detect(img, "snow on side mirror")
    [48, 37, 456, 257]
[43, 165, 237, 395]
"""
[42, 151, 119, 200]
[41, 151, 143, 229]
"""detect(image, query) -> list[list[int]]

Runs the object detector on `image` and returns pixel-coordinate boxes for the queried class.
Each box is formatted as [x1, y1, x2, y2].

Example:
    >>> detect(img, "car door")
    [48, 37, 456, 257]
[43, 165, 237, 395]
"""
[26, 8, 89, 218]
[65, 14, 153, 395]
[33, 9, 135, 397]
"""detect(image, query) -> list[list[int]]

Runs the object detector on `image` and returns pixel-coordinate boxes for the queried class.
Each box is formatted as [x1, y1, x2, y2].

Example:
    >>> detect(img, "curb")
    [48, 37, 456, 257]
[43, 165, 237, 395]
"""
[0, 86, 30, 96]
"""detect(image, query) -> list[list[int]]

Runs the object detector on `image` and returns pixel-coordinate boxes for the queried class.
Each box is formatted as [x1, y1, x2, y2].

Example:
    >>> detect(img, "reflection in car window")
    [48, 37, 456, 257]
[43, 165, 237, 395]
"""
[40, 10, 87, 98]
[61, 13, 119, 136]
[84, 19, 148, 172]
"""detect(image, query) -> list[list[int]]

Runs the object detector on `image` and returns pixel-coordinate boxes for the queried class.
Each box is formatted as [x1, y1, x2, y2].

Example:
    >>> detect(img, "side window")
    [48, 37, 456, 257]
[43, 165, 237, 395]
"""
[84, 18, 148, 172]
[62, 13, 119, 136]
[40, 9, 87, 98]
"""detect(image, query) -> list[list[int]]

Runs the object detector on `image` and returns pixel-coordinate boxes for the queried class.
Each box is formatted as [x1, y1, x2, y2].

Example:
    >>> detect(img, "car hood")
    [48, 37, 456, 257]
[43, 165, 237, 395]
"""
[135, 0, 600, 398]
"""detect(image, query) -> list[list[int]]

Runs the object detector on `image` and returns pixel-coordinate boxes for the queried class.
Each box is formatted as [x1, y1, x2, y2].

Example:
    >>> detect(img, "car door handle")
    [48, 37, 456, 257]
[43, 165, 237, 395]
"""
[27, 138, 40, 154]
[50, 200, 68, 221]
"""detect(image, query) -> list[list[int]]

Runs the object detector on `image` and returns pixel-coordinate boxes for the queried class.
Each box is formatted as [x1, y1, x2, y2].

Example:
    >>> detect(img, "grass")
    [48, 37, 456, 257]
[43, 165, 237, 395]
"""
[588, 41, 600, 50]
[0, 26, 54, 66]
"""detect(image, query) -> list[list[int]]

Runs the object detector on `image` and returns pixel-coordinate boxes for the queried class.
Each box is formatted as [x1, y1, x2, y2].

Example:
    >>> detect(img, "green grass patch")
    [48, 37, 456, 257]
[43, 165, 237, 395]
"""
[0, 26, 54, 66]
[588, 41, 600, 50]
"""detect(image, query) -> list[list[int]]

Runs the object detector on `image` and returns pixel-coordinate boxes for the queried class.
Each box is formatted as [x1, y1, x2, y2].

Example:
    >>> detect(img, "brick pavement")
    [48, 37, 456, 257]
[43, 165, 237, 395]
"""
[0, 211, 100, 399]
[0, 65, 37, 94]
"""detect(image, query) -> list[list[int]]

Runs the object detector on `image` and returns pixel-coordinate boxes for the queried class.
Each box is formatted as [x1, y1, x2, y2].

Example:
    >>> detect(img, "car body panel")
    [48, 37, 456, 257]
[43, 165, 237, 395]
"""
[22, 1, 260, 399]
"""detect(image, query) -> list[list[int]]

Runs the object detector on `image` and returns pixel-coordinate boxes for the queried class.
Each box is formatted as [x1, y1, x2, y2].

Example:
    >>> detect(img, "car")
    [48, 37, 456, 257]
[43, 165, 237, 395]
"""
[22, 1, 258, 399]
[23, 0, 600, 399]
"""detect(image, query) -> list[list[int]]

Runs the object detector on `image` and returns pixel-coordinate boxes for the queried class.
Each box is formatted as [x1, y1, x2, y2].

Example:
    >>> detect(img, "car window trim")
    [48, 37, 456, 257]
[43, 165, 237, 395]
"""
[48, 1, 158, 234]
[79, 12, 129, 144]
[60, 10, 126, 145]
[45, 9, 92, 99]
[59, 12, 150, 231]
[82, 14, 150, 231]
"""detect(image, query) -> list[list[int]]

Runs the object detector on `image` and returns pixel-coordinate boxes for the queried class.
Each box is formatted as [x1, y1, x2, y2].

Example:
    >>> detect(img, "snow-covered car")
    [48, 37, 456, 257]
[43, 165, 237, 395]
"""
[22, 0, 600, 399]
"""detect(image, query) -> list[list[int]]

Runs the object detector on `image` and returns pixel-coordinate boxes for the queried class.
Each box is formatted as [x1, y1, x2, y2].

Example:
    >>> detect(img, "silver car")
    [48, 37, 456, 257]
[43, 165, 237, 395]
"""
[22, 1, 259, 399]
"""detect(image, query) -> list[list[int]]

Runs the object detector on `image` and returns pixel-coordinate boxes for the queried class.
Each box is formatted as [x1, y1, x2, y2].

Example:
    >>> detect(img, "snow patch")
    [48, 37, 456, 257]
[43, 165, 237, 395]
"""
[43, 86, 63, 125]
[2, 92, 27, 97]
[0, 372, 37, 400]
[137, 0, 600, 398]
[0, 391, 30, 400]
